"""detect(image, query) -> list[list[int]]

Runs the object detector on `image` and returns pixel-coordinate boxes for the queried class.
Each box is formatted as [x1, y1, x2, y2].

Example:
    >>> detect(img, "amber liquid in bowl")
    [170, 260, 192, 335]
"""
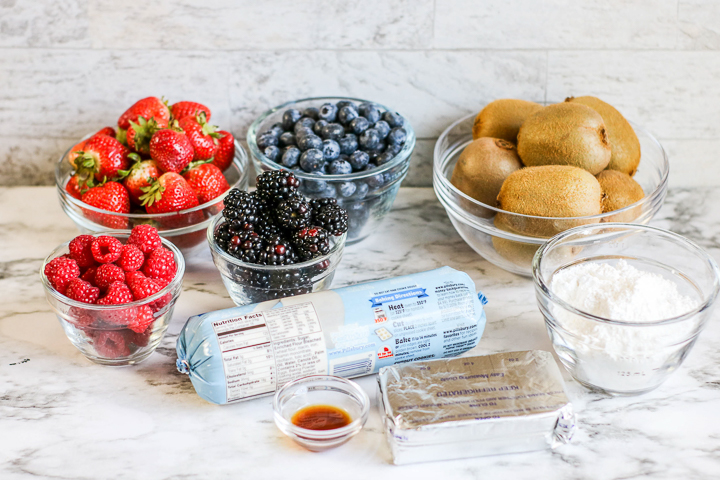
[291, 405, 352, 431]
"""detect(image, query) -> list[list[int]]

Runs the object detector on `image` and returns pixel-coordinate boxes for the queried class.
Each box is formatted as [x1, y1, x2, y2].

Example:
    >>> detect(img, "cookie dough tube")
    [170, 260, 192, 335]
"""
[176, 266, 487, 405]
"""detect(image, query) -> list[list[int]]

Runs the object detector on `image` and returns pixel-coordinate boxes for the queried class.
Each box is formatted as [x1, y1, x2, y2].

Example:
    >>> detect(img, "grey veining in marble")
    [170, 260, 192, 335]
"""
[1, 186, 719, 479]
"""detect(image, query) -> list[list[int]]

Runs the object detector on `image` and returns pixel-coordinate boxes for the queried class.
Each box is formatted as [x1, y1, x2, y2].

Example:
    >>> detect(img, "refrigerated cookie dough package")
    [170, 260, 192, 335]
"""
[176, 267, 487, 405]
[378, 351, 576, 465]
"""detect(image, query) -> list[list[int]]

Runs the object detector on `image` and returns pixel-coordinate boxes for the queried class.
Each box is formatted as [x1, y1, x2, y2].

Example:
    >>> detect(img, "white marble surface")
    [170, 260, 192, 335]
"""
[1, 186, 720, 479]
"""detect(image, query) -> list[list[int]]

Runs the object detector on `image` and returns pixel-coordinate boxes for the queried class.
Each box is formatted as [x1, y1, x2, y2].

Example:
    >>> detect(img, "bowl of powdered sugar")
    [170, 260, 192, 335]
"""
[532, 223, 720, 395]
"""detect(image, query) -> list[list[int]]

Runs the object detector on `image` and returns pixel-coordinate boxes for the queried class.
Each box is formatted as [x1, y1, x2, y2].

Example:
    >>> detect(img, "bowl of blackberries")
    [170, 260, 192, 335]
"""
[247, 97, 415, 244]
[209, 171, 347, 305]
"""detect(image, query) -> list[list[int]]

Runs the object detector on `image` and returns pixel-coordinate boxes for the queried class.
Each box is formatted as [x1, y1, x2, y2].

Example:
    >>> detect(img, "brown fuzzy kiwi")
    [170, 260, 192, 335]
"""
[566, 96, 641, 176]
[492, 215, 542, 269]
[596, 170, 645, 222]
[451, 138, 523, 209]
[496, 165, 603, 237]
[517, 103, 611, 175]
[472, 99, 543, 143]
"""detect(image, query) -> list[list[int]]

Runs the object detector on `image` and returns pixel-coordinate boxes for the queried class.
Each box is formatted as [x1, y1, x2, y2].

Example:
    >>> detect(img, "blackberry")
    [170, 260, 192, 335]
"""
[312, 203, 348, 236]
[254, 208, 283, 238]
[244, 270, 312, 302]
[255, 170, 300, 204]
[292, 227, 331, 261]
[257, 235, 297, 266]
[275, 193, 311, 230]
[309, 197, 338, 211]
[235, 232, 264, 263]
[222, 189, 259, 224]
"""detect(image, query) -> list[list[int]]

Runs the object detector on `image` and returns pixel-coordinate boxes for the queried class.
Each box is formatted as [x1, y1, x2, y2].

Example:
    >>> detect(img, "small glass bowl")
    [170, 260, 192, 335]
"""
[40, 234, 185, 366]
[434, 112, 669, 277]
[207, 215, 346, 305]
[55, 136, 251, 256]
[533, 223, 720, 395]
[273, 375, 370, 452]
[247, 96, 416, 244]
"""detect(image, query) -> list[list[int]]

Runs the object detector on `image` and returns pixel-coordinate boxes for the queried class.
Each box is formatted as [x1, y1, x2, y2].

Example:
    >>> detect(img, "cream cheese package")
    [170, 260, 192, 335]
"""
[176, 267, 487, 405]
[378, 350, 576, 464]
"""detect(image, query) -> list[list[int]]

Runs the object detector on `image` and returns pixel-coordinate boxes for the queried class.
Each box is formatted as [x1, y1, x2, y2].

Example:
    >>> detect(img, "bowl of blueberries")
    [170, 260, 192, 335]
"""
[247, 97, 415, 244]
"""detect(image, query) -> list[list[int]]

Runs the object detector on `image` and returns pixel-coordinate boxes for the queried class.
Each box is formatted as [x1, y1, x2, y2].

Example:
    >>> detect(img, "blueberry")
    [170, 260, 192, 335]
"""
[358, 103, 381, 123]
[387, 127, 407, 145]
[281, 146, 301, 168]
[352, 182, 369, 199]
[337, 134, 358, 155]
[303, 107, 319, 120]
[321, 123, 345, 141]
[368, 150, 381, 162]
[321, 139, 341, 161]
[297, 134, 323, 151]
[384, 142, 402, 157]
[328, 159, 352, 175]
[337, 106, 359, 125]
[269, 123, 285, 137]
[318, 103, 338, 122]
[278, 132, 296, 147]
[359, 128, 381, 151]
[382, 111, 404, 128]
[294, 126, 314, 139]
[349, 116, 370, 135]
[376, 151, 395, 166]
[363, 165, 385, 189]
[318, 184, 337, 198]
[373, 120, 391, 140]
[300, 149, 325, 172]
[336, 181, 357, 198]
[336, 100, 356, 110]
[348, 151, 370, 170]
[257, 132, 279, 150]
[338, 154, 350, 162]
[295, 117, 315, 131]
[302, 173, 328, 194]
[282, 109, 302, 130]
[264, 145, 281, 162]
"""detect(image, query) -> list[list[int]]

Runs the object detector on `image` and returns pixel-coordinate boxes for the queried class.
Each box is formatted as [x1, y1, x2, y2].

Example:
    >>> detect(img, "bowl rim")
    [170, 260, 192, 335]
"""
[40, 233, 186, 310]
[433, 112, 670, 223]
[55, 137, 250, 219]
[207, 214, 346, 272]
[531, 222, 720, 327]
[247, 96, 416, 181]
[272, 375, 370, 440]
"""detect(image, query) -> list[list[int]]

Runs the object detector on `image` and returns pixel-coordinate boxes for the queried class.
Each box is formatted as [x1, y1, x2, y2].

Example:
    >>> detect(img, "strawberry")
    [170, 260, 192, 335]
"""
[73, 134, 130, 188]
[119, 159, 162, 205]
[116, 127, 127, 146]
[149, 128, 194, 173]
[68, 235, 97, 268]
[178, 112, 219, 161]
[67, 127, 115, 167]
[142, 246, 177, 282]
[127, 117, 168, 155]
[210, 130, 235, 171]
[117, 244, 144, 272]
[128, 305, 155, 333]
[127, 224, 162, 255]
[65, 278, 100, 304]
[171, 101, 211, 122]
[183, 162, 230, 204]
[44, 257, 81, 295]
[95, 127, 116, 138]
[81, 182, 131, 229]
[140, 172, 199, 213]
[66, 175, 84, 200]
[94, 263, 126, 291]
[117, 97, 170, 131]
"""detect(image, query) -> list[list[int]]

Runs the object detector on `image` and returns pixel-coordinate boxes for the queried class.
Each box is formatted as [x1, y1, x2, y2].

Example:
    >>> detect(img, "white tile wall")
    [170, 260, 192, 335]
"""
[0, 0, 718, 187]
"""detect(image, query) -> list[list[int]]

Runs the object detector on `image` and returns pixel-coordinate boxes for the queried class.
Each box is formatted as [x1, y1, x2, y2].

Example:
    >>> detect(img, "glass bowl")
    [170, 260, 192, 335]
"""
[273, 375, 370, 452]
[247, 96, 416, 244]
[433, 113, 669, 277]
[40, 234, 185, 366]
[207, 215, 346, 305]
[55, 136, 251, 256]
[532, 223, 720, 395]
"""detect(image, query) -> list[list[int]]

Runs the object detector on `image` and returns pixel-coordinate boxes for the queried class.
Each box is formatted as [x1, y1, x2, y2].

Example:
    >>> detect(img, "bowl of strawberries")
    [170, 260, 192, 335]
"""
[40, 225, 185, 366]
[55, 96, 251, 255]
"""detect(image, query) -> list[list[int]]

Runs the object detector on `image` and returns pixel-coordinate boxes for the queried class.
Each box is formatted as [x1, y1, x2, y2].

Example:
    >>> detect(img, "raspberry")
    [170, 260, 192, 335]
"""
[81, 266, 98, 284]
[95, 263, 126, 291]
[127, 271, 161, 300]
[117, 244, 144, 271]
[91, 236, 123, 264]
[129, 325, 153, 347]
[93, 330, 131, 358]
[68, 306, 96, 327]
[128, 224, 162, 255]
[65, 278, 100, 304]
[97, 281, 134, 305]
[127, 305, 154, 333]
[68, 235, 97, 268]
[44, 256, 81, 295]
[142, 247, 177, 281]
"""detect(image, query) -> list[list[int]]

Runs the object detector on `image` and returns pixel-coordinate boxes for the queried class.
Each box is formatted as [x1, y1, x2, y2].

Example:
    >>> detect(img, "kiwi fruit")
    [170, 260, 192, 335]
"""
[596, 170, 645, 222]
[566, 96, 641, 176]
[472, 99, 543, 143]
[451, 138, 523, 210]
[496, 165, 603, 237]
[517, 103, 611, 175]
[492, 215, 542, 269]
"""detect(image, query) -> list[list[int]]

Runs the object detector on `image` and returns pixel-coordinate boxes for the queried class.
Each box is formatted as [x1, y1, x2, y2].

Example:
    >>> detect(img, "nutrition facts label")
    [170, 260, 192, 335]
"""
[211, 303, 327, 403]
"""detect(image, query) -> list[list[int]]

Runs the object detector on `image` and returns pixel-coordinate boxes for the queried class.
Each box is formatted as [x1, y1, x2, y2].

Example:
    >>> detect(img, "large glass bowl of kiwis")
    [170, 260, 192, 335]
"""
[434, 97, 669, 277]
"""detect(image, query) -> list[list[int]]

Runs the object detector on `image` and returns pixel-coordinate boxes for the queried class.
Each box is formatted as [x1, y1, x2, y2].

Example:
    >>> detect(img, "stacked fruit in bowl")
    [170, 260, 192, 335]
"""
[57, 97, 251, 254]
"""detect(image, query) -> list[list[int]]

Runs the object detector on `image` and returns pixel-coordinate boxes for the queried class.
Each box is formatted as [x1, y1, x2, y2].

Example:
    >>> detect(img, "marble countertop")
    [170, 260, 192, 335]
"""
[1, 186, 719, 480]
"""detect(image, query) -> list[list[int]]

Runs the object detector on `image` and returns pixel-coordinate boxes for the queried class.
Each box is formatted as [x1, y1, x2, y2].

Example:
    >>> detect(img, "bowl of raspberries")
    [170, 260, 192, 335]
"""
[40, 225, 185, 366]
[209, 170, 348, 305]
[247, 97, 415, 245]
[56, 96, 251, 255]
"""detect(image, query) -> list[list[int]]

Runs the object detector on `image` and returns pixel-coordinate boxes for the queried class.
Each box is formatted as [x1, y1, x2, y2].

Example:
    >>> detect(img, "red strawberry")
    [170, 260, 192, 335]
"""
[183, 162, 230, 204]
[118, 97, 170, 131]
[118, 244, 144, 272]
[67, 127, 116, 167]
[140, 172, 199, 213]
[127, 305, 155, 333]
[73, 134, 130, 188]
[142, 246, 177, 282]
[91, 236, 124, 264]
[127, 224, 162, 255]
[95, 127, 116, 138]
[44, 257, 81, 295]
[127, 117, 168, 155]
[81, 182, 131, 229]
[119, 159, 162, 205]
[65, 278, 100, 304]
[210, 130, 235, 171]
[171, 101, 211, 122]
[66, 175, 84, 200]
[149, 128, 194, 173]
[178, 113, 219, 161]
[116, 127, 127, 146]
[93, 330, 131, 358]
[94, 263, 126, 291]
[69, 235, 97, 268]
